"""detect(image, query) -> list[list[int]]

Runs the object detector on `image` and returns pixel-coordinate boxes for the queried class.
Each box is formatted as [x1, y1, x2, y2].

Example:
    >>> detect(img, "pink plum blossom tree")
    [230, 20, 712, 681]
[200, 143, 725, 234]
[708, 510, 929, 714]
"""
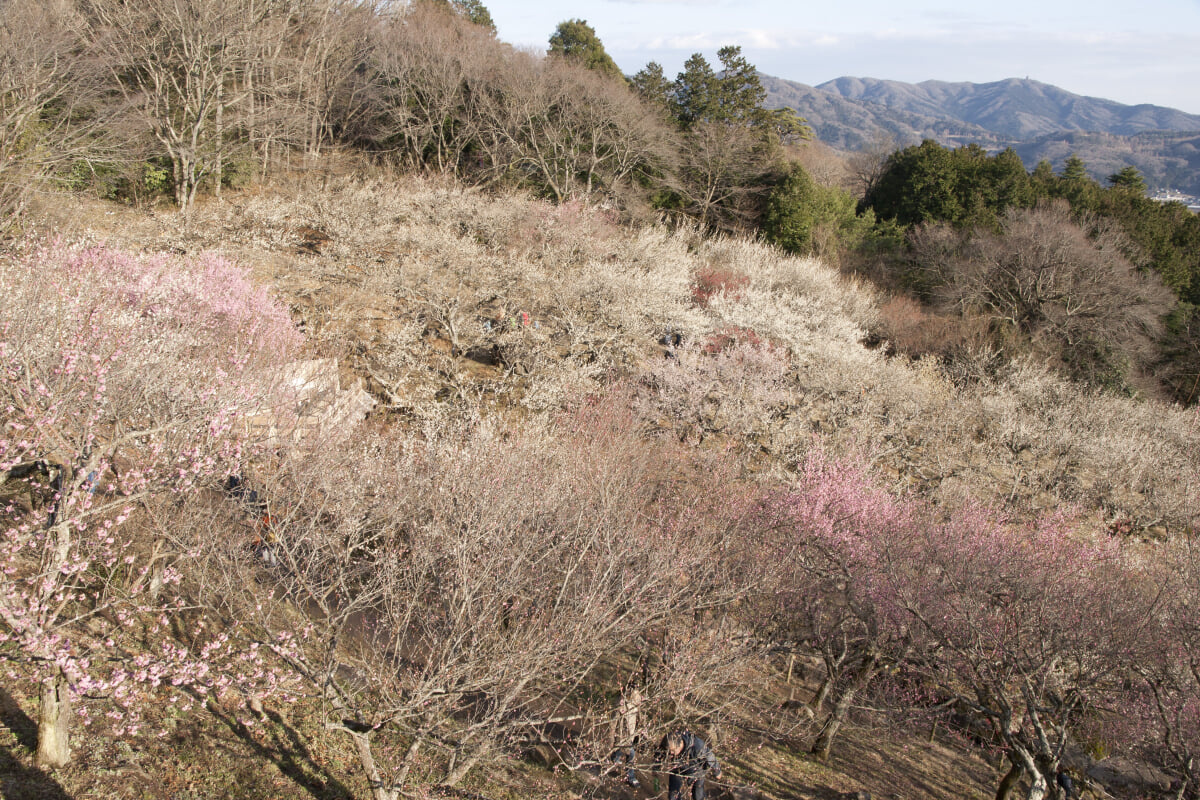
[0, 240, 301, 766]
[754, 448, 1157, 799]
[1109, 541, 1200, 800]
[755, 450, 916, 760]
[888, 506, 1141, 800]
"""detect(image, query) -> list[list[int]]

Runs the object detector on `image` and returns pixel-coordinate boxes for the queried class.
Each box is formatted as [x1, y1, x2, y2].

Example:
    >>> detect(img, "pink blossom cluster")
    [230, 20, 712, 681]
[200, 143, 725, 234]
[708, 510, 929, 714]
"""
[759, 446, 1197, 795]
[1, 240, 302, 743]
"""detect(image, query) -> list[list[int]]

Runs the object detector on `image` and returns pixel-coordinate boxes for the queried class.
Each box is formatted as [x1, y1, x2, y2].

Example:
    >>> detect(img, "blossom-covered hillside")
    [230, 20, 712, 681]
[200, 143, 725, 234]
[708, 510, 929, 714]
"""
[4, 178, 1197, 800]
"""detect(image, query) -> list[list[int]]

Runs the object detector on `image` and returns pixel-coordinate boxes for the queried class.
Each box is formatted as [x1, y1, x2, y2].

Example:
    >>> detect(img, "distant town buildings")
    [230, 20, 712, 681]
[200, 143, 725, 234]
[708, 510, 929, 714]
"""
[1151, 188, 1200, 212]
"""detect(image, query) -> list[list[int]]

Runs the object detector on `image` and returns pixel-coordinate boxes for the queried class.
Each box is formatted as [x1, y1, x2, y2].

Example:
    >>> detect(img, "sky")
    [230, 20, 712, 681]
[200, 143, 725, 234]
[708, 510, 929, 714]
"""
[479, 0, 1200, 114]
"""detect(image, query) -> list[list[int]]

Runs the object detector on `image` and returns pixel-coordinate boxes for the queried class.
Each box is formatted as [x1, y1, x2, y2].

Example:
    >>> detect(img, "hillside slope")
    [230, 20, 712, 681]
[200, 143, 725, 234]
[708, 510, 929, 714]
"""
[6, 180, 1197, 800]
[764, 73, 1200, 191]
[1014, 129, 1200, 193]
[817, 76, 1200, 139]
[40, 177, 1198, 536]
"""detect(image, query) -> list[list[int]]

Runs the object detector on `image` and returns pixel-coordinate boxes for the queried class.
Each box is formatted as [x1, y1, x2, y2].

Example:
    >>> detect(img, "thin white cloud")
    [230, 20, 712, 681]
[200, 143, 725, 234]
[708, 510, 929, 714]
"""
[739, 29, 787, 48]
[645, 33, 723, 50]
[640, 29, 848, 51]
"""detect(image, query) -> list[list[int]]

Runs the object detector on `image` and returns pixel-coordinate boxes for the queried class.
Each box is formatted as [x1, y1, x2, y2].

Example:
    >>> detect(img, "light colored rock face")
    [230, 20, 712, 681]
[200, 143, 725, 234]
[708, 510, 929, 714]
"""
[247, 358, 376, 444]
[280, 357, 376, 437]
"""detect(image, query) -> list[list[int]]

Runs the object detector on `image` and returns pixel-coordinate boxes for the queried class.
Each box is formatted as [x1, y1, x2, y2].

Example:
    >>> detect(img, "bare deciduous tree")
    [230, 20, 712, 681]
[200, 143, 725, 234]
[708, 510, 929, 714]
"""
[0, 0, 112, 229]
[674, 120, 781, 231]
[284, 0, 376, 159]
[88, 0, 281, 211]
[472, 50, 676, 206]
[847, 130, 897, 199]
[911, 201, 1175, 387]
[351, 3, 495, 174]
[188, 397, 757, 799]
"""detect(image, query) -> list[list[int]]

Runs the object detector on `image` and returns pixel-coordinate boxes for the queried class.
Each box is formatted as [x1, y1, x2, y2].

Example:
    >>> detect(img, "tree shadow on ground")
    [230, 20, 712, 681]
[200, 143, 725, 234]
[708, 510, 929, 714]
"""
[201, 697, 356, 800]
[830, 722, 994, 800]
[0, 686, 74, 800]
[724, 753, 853, 800]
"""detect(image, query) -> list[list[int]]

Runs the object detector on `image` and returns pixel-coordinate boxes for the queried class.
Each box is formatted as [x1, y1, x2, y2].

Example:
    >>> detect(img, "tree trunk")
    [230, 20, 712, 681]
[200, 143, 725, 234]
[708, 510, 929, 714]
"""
[347, 729, 397, 800]
[173, 154, 186, 209]
[811, 687, 851, 761]
[808, 673, 833, 718]
[394, 735, 423, 789]
[995, 759, 1023, 800]
[811, 651, 878, 761]
[1012, 747, 1047, 800]
[326, 684, 396, 800]
[149, 559, 165, 602]
[442, 742, 488, 787]
[215, 78, 224, 201]
[36, 669, 71, 768]
[809, 646, 847, 719]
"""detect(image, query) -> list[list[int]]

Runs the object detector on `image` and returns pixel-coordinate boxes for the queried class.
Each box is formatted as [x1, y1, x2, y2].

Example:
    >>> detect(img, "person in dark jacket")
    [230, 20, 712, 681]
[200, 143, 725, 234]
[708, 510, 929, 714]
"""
[1056, 768, 1076, 799]
[654, 729, 721, 800]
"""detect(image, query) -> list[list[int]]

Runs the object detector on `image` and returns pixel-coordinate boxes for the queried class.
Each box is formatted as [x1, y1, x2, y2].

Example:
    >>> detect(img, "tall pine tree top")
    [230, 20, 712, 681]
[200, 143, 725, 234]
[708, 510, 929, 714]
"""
[548, 19, 625, 82]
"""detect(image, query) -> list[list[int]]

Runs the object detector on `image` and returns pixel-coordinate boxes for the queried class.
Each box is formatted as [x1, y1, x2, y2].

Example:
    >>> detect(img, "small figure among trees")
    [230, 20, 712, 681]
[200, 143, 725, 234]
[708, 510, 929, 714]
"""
[611, 678, 645, 787]
[655, 728, 722, 800]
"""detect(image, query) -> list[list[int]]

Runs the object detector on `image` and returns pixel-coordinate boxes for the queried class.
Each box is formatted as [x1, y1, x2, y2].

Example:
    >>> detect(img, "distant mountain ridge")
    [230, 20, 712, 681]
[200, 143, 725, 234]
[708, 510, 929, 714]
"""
[762, 74, 1200, 193]
[760, 74, 1003, 151]
[816, 76, 1200, 139]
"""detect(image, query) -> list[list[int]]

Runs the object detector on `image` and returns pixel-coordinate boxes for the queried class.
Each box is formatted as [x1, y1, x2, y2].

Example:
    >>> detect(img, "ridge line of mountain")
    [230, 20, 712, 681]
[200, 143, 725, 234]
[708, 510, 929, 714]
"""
[761, 73, 1200, 194]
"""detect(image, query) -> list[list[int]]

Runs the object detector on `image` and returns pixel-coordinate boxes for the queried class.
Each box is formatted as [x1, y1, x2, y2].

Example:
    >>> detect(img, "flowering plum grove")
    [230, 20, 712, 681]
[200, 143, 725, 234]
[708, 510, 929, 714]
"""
[755, 451, 918, 761]
[1, 239, 1194, 799]
[0, 241, 302, 767]
[180, 397, 763, 800]
[752, 450, 1185, 800]
[888, 507, 1144, 800]
[1106, 542, 1200, 800]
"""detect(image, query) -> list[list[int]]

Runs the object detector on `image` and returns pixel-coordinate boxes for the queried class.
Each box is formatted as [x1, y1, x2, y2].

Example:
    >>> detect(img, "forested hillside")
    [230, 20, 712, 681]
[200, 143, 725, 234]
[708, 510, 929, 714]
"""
[763, 74, 1200, 194]
[3, 3, 1200, 800]
[816, 77, 1200, 139]
[1014, 130, 1200, 197]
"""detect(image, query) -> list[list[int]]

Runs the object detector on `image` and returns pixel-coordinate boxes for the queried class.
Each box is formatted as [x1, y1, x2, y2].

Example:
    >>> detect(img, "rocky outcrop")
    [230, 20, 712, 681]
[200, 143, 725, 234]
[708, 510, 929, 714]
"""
[247, 358, 376, 443]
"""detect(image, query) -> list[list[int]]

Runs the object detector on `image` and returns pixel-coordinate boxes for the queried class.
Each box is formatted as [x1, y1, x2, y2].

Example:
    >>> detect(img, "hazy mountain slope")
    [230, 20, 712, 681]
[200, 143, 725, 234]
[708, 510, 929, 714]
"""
[763, 73, 1200, 192]
[1015, 130, 1200, 193]
[816, 76, 1200, 139]
[816, 76, 954, 121]
[759, 74, 1002, 150]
